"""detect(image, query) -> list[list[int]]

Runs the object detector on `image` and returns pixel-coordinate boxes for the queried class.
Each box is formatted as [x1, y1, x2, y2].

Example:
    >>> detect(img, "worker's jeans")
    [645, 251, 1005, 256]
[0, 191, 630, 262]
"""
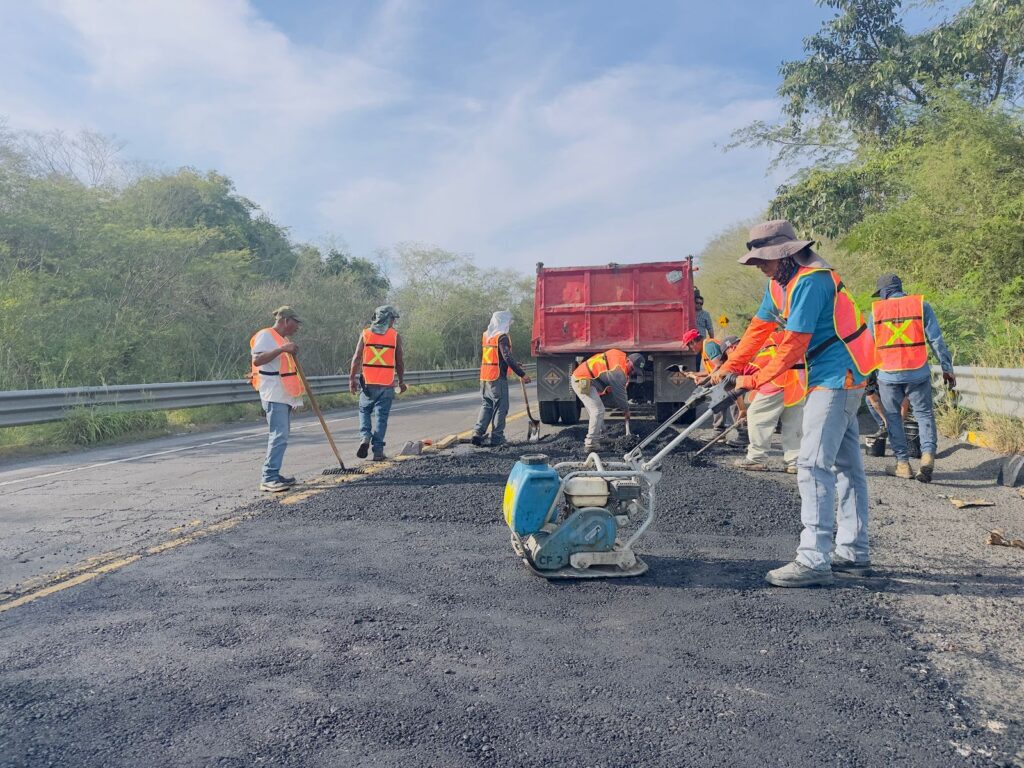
[746, 390, 803, 466]
[795, 388, 871, 570]
[359, 384, 394, 455]
[879, 377, 936, 460]
[473, 379, 509, 441]
[571, 378, 605, 444]
[261, 401, 292, 483]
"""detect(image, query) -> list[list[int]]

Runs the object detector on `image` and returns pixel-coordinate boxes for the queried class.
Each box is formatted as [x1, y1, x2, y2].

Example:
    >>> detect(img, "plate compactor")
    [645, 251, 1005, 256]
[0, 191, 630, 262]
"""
[502, 379, 741, 579]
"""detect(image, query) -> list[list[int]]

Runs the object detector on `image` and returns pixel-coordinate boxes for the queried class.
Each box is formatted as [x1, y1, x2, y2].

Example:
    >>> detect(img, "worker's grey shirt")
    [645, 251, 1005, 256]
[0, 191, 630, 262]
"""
[595, 369, 629, 410]
[695, 309, 713, 339]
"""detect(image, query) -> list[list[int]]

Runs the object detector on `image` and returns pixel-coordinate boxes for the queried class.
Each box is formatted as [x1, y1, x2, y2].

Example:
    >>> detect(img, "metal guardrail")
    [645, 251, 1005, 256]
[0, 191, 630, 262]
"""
[0, 367, 520, 428]
[934, 366, 1024, 420]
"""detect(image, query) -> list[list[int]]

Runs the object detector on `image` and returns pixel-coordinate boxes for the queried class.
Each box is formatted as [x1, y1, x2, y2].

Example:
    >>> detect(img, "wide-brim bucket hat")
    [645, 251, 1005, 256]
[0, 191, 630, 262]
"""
[738, 220, 815, 264]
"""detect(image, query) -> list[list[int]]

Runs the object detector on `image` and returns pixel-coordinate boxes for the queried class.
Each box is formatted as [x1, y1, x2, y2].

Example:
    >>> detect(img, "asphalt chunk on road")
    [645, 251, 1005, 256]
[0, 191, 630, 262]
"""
[0, 425, 1017, 767]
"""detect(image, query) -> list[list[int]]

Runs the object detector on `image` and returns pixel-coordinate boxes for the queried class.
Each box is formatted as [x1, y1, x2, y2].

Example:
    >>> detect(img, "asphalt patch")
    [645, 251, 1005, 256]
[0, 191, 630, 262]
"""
[0, 422, 1015, 766]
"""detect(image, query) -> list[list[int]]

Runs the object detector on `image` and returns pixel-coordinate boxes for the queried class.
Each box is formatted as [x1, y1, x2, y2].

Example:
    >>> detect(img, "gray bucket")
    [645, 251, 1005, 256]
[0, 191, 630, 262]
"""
[904, 419, 922, 459]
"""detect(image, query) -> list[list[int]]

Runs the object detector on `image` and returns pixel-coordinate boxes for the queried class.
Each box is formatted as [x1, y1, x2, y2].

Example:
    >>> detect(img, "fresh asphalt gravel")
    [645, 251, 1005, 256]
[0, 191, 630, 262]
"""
[0, 422, 1019, 767]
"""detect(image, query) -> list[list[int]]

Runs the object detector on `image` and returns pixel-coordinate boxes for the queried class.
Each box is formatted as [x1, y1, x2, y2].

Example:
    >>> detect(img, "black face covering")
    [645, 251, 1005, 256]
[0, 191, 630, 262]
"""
[772, 256, 799, 287]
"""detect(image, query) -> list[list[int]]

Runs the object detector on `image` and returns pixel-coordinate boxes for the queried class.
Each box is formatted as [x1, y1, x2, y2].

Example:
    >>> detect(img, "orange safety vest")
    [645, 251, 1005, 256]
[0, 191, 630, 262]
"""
[768, 267, 879, 378]
[701, 337, 721, 374]
[480, 332, 502, 382]
[750, 331, 808, 406]
[573, 349, 631, 396]
[871, 295, 927, 372]
[573, 349, 630, 380]
[361, 327, 398, 386]
[249, 327, 304, 397]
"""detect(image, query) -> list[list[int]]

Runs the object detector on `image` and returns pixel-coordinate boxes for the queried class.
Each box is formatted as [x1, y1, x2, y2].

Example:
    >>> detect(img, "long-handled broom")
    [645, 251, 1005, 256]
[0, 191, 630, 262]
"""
[292, 359, 350, 475]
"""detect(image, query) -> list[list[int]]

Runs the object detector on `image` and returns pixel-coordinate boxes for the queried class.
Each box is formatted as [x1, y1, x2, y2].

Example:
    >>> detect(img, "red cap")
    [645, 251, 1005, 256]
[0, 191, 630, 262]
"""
[682, 328, 700, 345]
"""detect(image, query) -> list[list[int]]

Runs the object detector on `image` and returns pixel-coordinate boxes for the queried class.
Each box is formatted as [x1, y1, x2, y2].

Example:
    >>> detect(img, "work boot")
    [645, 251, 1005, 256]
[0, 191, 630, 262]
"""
[831, 555, 873, 577]
[733, 458, 769, 472]
[917, 452, 934, 483]
[784, 464, 798, 475]
[583, 438, 608, 453]
[277, 475, 296, 486]
[356, 440, 370, 459]
[372, 443, 387, 461]
[886, 461, 914, 480]
[259, 480, 291, 493]
[489, 435, 507, 447]
[470, 434, 484, 447]
[765, 561, 834, 588]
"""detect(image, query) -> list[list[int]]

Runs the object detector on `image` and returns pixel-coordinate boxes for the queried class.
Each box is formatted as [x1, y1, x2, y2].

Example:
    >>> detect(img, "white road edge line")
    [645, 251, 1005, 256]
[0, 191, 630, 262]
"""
[0, 390, 482, 488]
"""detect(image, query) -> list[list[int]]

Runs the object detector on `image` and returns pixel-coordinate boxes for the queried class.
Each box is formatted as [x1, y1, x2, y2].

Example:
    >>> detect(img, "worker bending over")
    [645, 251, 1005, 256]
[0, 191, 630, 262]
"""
[472, 311, 531, 447]
[734, 330, 806, 474]
[712, 220, 879, 588]
[571, 349, 645, 453]
[869, 272, 955, 483]
[250, 306, 305, 492]
[349, 305, 406, 461]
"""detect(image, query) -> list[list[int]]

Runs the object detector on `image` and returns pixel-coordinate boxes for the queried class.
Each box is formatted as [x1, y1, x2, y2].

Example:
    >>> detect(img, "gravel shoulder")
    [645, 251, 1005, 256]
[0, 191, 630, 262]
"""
[0, 419, 1020, 767]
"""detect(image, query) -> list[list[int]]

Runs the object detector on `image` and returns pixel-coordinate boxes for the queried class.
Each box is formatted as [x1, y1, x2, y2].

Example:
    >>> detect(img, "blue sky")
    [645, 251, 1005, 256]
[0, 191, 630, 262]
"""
[0, 1, 954, 272]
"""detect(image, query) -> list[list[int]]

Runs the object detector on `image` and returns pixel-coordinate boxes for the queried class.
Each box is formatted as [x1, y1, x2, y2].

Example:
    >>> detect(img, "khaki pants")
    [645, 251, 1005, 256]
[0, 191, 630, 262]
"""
[746, 389, 803, 466]
[571, 377, 606, 444]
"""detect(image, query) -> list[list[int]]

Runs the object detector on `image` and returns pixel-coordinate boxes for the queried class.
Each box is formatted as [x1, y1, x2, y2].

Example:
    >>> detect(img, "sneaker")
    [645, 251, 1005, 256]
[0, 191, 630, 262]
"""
[784, 464, 798, 475]
[765, 561, 834, 588]
[470, 434, 484, 447]
[259, 480, 291, 493]
[886, 461, 914, 480]
[733, 458, 769, 471]
[916, 452, 934, 483]
[832, 556, 873, 577]
[277, 475, 296, 486]
[356, 441, 370, 459]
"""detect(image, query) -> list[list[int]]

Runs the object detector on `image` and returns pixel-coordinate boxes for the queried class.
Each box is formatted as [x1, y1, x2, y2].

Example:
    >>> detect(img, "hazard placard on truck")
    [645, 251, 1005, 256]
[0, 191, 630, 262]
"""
[531, 259, 701, 425]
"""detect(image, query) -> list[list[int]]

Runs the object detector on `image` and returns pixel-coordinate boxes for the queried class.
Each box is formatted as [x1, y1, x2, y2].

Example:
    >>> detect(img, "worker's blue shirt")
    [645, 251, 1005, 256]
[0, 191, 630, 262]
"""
[755, 270, 866, 390]
[868, 291, 953, 384]
[702, 338, 722, 363]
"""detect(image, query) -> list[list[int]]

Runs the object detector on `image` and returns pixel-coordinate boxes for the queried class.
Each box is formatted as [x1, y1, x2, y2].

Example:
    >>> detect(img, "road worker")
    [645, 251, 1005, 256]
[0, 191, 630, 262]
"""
[710, 219, 880, 588]
[349, 305, 406, 461]
[698, 334, 741, 440]
[571, 349, 646, 452]
[472, 311, 531, 447]
[733, 329, 806, 474]
[694, 290, 714, 340]
[250, 306, 305, 492]
[869, 273, 955, 482]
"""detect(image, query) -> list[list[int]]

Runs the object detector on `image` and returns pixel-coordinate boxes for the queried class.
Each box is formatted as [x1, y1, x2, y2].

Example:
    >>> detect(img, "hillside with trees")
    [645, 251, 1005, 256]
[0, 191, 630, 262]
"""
[0, 126, 532, 392]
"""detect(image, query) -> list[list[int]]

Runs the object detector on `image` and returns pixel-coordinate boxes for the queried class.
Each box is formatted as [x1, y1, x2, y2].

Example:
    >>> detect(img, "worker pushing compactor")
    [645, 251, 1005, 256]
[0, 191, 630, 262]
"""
[705, 219, 880, 588]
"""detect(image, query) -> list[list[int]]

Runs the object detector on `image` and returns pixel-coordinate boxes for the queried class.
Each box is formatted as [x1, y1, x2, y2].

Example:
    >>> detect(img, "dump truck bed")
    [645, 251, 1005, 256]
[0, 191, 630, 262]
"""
[531, 261, 695, 355]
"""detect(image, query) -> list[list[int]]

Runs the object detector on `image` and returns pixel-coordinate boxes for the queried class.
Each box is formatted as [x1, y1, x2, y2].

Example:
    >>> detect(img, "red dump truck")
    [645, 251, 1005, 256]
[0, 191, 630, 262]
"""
[531, 259, 701, 425]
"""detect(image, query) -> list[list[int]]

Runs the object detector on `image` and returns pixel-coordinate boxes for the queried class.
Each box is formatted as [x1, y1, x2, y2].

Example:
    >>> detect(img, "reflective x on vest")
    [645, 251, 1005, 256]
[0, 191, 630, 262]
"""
[480, 333, 502, 382]
[362, 327, 397, 386]
[871, 295, 927, 372]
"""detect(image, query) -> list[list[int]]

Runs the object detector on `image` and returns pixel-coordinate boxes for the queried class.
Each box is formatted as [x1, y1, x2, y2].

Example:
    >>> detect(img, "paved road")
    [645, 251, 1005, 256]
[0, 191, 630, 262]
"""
[0, 386, 529, 595]
[1, 422, 1019, 767]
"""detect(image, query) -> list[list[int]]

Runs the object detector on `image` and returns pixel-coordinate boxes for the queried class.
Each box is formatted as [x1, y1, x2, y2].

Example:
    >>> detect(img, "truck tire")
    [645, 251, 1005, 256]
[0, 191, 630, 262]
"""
[558, 400, 581, 424]
[539, 401, 560, 425]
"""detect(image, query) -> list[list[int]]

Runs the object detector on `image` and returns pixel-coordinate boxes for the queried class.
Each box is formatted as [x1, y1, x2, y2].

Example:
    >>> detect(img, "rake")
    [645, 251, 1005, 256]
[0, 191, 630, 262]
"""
[293, 359, 351, 475]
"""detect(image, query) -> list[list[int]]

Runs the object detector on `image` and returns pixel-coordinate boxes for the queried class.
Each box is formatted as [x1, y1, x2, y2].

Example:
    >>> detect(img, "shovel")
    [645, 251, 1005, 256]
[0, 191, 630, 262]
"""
[689, 416, 747, 462]
[520, 378, 541, 442]
[292, 359, 350, 475]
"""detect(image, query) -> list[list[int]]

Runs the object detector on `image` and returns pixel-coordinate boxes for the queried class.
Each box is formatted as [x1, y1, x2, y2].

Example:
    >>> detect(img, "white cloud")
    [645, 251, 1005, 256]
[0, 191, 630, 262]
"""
[318, 63, 784, 269]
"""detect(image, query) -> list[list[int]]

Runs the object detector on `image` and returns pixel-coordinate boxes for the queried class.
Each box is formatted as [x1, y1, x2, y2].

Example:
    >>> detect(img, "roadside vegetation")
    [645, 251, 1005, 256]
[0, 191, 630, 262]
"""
[696, 0, 1024, 451]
